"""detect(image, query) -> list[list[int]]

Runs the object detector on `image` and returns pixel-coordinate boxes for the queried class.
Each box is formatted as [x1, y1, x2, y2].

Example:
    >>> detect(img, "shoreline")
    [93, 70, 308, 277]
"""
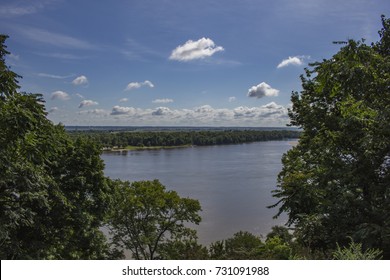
[102, 138, 300, 153]
[103, 144, 193, 152]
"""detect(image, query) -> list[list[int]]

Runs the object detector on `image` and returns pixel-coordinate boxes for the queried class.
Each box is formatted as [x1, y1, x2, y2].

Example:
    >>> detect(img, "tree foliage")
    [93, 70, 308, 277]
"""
[209, 231, 264, 260]
[271, 16, 390, 259]
[209, 230, 294, 260]
[68, 129, 300, 149]
[0, 35, 111, 259]
[332, 238, 383, 260]
[107, 179, 201, 260]
[158, 229, 209, 260]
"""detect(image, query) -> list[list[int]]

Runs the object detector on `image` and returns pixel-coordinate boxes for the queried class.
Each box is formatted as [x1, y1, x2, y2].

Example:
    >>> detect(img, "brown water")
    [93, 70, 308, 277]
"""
[101, 140, 292, 244]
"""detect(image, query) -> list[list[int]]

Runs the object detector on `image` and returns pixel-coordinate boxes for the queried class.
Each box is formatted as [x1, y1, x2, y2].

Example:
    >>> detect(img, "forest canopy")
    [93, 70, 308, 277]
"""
[68, 129, 300, 149]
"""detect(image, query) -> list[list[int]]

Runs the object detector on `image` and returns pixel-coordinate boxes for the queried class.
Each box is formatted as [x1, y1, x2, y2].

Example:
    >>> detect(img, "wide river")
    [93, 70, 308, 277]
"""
[101, 140, 293, 245]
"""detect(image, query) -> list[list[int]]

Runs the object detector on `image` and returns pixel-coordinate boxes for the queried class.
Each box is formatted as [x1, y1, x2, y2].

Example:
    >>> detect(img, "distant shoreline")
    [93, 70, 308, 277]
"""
[103, 139, 300, 153]
[65, 125, 301, 132]
[69, 128, 301, 152]
[103, 144, 193, 152]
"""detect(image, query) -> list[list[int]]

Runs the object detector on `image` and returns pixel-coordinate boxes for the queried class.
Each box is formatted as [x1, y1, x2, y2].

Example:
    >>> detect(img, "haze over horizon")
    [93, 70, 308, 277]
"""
[2, 0, 388, 126]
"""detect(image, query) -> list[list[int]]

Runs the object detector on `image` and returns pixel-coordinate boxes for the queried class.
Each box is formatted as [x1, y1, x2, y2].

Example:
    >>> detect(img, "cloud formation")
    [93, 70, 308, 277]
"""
[109, 103, 289, 126]
[72, 75, 88, 85]
[111, 106, 139, 115]
[38, 73, 73, 79]
[48, 106, 58, 113]
[119, 98, 128, 102]
[16, 27, 95, 50]
[169, 37, 224, 61]
[152, 98, 174, 104]
[75, 93, 84, 99]
[125, 80, 154, 91]
[79, 109, 108, 115]
[78, 99, 98, 108]
[277, 56, 304, 68]
[0, 1, 49, 17]
[228, 96, 236, 102]
[51, 91, 70, 100]
[247, 82, 279, 98]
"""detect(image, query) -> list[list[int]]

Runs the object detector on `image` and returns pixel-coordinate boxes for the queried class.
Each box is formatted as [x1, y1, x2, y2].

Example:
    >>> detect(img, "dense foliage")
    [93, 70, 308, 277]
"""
[68, 129, 300, 148]
[208, 229, 293, 260]
[332, 238, 383, 260]
[271, 16, 390, 258]
[0, 35, 111, 259]
[107, 179, 202, 260]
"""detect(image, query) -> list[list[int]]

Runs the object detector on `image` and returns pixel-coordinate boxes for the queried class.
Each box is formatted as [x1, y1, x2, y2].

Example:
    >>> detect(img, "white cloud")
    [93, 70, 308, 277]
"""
[277, 56, 304, 68]
[125, 80, 154, 91]
[6, 53, 20, 66]
[0, 1, 49, 17]
[16, 26, 95, 50]
[119, 98, 128, 102]
[79, 109, 108, 115]
[78, 100, 98, 108]
[8, 53, 19, 61]
[152, 107, 173, 116]
[228, 96, 236, 102]
[48, 107, 58, 113]
[143, 80, 154, 88]
[0, 5, 36, 17]
[35, 52, 86, 60]
[125, 82, 142, 91]
[152, 98, 174, 104]
[111, 106, 139, 115]
[72, 75, 88, 86]
[262, 101, 283, 109]
[51, 91, 70, 100]
[38, 73, 73, 79]
[169, 37, 224, 61]
[108, 103, 289, 126]
[247, 82, 279, 99]
[195, 105, 214, 114]
[75, 93, 84, 99]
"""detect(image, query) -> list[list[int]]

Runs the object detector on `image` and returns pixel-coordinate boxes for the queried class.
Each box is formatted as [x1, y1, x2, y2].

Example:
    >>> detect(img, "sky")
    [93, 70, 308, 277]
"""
[1, 0, 389, 127]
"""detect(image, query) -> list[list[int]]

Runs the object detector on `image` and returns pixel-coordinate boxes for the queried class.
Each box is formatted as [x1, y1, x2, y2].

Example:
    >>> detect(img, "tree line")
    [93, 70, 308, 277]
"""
[68, 129, 301, 149]
[1, 15, 389, 260]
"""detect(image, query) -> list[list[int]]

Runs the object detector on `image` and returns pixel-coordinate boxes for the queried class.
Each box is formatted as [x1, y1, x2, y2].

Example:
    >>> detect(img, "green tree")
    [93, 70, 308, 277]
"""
[209, 231, 263, 259]
[270, 16, 390, 258]
[107, 179, 201, 260]
[266, 226, 293, 244]
[332, 238, 383, 260]
[158, 228, 209, 260]
[0, 35, 111, 259]
[260, 236, 292, 260]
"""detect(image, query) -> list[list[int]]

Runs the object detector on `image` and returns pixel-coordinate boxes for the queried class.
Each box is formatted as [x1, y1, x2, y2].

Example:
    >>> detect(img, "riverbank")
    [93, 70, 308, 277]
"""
[103, 139, 301, 153]
[103, 144, 193, 152]
[69, 129, 301, 150]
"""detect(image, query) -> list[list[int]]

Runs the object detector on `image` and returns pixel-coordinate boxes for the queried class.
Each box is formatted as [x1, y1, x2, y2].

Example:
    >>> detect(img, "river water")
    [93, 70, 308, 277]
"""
[101, 140, 293, 245]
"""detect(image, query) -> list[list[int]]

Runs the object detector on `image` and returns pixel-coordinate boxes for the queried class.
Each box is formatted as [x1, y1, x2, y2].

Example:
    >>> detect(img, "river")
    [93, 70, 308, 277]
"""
[101, 140, 293, 245]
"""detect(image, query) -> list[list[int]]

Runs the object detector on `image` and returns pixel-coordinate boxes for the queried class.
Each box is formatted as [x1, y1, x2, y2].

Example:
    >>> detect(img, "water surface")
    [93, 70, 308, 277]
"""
[102, 141, 292, 244]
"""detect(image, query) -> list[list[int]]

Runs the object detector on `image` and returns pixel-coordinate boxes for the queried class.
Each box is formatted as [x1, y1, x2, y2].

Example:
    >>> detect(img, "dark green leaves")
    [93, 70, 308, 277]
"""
[0, 35, 110, 259]
[272, 16, 390, 259]
[107, 179, 202, 260]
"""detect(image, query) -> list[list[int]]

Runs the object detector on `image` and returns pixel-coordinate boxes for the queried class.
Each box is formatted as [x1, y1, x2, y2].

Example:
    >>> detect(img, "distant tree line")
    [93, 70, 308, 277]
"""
[67, 130, 301, 148]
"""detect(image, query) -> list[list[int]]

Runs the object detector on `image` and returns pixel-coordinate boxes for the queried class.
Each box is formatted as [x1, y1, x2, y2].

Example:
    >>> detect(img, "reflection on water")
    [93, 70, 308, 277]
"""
[101, 141, 292, 245]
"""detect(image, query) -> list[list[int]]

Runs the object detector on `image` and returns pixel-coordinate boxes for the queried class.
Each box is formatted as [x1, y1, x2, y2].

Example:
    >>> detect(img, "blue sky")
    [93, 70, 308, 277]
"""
[2, 0, 388, 126]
